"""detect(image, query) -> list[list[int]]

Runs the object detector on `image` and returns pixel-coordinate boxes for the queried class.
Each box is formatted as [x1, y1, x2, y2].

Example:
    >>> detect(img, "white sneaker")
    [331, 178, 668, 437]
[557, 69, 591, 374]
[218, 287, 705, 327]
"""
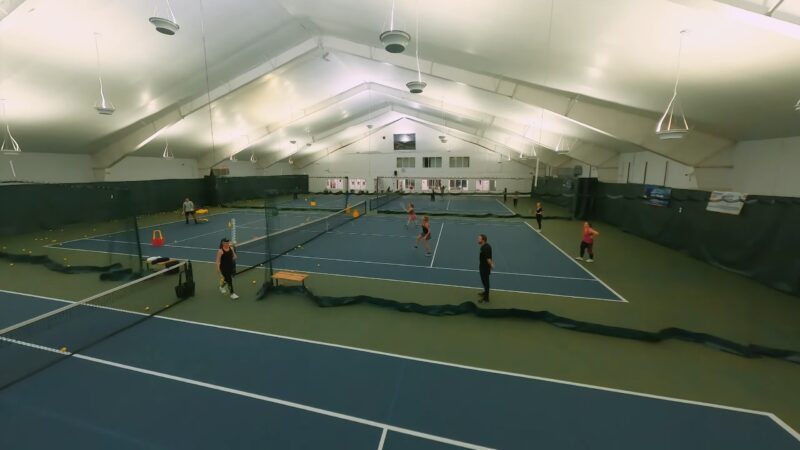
[585, 259, 594, 263]
[575, 257, 583, 261]
[230, 293, 239, 300]
[219, 286, 227, 294]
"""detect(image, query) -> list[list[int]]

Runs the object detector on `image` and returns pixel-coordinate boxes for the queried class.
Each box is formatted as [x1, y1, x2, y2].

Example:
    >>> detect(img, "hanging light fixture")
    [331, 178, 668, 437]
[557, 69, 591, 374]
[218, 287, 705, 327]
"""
[249, 151, 257, 164]
[149, 0, 180, 35]
[380, 0, 410, 53]
[161, 136, 174, 159]
[406, 4, 426, 94]
[0, 99, 21, 155]
[656, 30, 690, 140]
[93, 33, 115, 115]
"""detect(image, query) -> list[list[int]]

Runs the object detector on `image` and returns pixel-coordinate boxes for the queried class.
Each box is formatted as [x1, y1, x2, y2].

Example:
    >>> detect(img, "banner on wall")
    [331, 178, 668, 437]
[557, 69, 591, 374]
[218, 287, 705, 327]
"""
[643, 185, 671, 207]
[706, 191, 747, 215]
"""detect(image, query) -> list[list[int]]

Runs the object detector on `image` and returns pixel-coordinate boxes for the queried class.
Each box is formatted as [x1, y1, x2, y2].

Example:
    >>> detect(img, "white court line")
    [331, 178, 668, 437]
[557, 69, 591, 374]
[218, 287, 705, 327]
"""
[430, 223, 444, 268]
[377, 428, 388, 450]
[446, 199, 451, 211]
[523, 222, 628, 303]
[3, 288, 797, 442]
[0, 337, 490, 450]
[281, 253, 596, 282]
[171, 217, 263, 244]
[495, 198, 516, 216]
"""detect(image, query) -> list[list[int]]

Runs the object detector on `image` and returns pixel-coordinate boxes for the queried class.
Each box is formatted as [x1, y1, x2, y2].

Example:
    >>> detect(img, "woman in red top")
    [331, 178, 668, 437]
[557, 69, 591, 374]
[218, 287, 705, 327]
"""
[576, 222, 599, 263]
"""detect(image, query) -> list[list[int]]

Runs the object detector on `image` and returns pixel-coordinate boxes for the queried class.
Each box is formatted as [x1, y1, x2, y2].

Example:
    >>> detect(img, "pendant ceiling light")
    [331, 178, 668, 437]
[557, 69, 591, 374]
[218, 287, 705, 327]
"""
[149, 0, 180, 35]
[406, 5, 426, 94]
[380, 0, 410, 53]
[0, 99, 21, 155]
[249, 151, 257, 164]
[93, 33, 115, 115]
[161, 136, 174, 159]
[656, 30, 690, 140]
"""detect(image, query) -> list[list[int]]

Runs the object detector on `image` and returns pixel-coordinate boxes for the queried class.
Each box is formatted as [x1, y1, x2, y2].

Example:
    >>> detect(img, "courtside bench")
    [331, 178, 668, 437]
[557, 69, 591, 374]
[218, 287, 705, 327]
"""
[271, 271, 309, 289]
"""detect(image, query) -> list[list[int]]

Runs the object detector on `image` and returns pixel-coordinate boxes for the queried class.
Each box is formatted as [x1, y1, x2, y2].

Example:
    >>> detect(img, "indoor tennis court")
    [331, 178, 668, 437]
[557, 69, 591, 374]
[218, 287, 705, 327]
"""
[2, 1, 800, 449]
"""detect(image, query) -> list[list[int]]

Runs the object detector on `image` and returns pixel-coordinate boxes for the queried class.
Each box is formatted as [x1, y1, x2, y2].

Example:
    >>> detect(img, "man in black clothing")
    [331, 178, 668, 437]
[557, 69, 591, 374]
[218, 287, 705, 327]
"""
[503, 187, 508, 203]
[477, 234, 494, 303]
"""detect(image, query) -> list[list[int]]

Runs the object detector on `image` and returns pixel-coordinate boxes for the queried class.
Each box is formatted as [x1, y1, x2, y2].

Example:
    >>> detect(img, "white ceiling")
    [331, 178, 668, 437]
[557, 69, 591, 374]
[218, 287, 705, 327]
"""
[1, 0, 799, 170]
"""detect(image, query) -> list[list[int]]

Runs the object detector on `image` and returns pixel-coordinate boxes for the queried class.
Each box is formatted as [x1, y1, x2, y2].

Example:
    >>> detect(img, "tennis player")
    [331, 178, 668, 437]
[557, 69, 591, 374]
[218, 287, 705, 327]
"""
[576, 222, 599, 263]
[183, 198, 198, 224]
[477, 234, 494, 302]
[406, 202, 418, 228]
[535, 202, 544, 230]
[414, 216, 433, 256]
[216, 238, 239, 299]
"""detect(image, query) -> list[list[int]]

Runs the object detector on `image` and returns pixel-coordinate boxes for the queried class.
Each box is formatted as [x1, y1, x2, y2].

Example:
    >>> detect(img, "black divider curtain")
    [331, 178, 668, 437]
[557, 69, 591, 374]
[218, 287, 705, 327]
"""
[593, 183, 800, 297]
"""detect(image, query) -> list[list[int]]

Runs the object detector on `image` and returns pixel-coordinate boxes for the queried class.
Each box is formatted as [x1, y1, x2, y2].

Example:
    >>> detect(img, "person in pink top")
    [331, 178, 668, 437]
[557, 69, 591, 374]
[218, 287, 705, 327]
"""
[405, 202, 418, 228]
[575, 221, 599, 263]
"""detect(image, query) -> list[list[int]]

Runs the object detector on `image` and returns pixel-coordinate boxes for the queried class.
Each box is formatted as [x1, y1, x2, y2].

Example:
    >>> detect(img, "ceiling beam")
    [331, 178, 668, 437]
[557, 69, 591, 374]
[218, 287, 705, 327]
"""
[92, 37, 321, 170]
[320, 35, 734, 166]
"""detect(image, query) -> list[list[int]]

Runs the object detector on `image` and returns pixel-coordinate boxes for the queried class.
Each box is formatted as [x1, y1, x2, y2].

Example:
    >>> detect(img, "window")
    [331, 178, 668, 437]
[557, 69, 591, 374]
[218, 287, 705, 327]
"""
[421, 179, 442, 191]
[393, 133, 416, 150]
[348, 178, 366, 192]
[475, 180, 496, 192]
[422, 157, 442, 168]
[449, 179, 468, 191]
[326, 178, 344, 191]
[396, 157, 415, 168]
[397, 178, 416, 191]
[448, 156, 470, 168]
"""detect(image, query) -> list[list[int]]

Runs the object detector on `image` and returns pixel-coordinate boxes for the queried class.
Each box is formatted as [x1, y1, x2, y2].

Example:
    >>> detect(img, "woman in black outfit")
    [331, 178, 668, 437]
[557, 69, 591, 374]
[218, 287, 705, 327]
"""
[216, 238, 238, 299]
[535, 202, 544, 230]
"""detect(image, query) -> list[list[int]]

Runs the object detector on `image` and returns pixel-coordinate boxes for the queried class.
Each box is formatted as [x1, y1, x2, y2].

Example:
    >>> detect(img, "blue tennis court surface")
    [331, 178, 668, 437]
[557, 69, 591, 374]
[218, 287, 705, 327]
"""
[52, 209, 623, 302]
[1, 290, 798, 449]
[377, 194, 515, 216]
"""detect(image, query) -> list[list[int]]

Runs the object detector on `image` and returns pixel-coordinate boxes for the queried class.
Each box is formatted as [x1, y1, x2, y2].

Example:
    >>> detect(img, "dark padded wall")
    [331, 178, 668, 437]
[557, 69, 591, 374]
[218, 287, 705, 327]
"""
[593, 183, 800, 297]
[0, 175, 309, 236]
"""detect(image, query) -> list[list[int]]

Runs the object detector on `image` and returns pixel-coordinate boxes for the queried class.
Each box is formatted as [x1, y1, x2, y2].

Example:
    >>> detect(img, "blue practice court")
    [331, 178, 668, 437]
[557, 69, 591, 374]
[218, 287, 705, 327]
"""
[52, 207, 624, 302]
[1, 289, 798, 450]
[376, 194, 516, 216]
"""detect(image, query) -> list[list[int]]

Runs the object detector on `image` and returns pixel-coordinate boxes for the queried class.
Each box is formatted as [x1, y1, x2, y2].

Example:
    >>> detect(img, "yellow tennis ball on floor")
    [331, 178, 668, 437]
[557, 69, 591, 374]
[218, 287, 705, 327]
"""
[60, 347, 68, 353]
[252, 280, 256, 284]
[144, 306, 150, 311]
[63, 258, 67, 261]
[9, 263, 13, 267]
[164, 304, 170, 308]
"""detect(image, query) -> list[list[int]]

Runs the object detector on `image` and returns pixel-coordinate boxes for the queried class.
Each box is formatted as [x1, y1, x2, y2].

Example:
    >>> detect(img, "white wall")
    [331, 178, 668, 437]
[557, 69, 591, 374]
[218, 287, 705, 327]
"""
[732, 136, 800, 197]
[103, 156, 198, 181]
[0, 152, 93, 183]
[295, 119, 535, 193]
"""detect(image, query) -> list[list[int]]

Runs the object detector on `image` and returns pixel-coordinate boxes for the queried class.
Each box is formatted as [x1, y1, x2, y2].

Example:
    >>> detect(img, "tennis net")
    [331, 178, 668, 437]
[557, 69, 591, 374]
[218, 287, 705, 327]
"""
[368, 192, 402, 211]
[0, 261, 189, 391]
[235, 201, 367, 274]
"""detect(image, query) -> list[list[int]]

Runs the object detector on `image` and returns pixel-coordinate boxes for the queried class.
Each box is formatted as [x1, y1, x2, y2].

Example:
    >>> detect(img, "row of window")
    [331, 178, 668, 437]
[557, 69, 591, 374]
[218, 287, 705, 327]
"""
[396, 156, 470, 169]
[323, 178, 497, 193]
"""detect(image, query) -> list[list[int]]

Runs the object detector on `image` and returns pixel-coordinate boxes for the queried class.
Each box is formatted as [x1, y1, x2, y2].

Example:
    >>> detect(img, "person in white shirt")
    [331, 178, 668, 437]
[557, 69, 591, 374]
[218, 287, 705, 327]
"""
[183, 198, 198, 224]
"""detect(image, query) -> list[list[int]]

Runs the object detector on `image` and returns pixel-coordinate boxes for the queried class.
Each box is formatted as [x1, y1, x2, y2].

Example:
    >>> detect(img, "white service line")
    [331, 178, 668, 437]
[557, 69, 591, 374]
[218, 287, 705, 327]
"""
[52, 352, 490, 450]
[377, 428, 388, 450]
[3, 287, 795, 440]
[523, 222, 628, 302]
[430, 223, 444, 267]
[495, 198, 516, 215]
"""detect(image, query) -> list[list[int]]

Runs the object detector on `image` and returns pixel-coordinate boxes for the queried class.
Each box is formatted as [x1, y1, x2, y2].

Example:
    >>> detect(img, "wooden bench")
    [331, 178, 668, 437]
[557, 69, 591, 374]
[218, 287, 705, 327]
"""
[271, 271, 309, 289]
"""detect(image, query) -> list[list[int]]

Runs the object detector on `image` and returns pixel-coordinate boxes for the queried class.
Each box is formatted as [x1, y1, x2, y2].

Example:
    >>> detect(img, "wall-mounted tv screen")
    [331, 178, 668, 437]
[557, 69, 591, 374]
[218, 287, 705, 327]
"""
[393, 133, 416, 150]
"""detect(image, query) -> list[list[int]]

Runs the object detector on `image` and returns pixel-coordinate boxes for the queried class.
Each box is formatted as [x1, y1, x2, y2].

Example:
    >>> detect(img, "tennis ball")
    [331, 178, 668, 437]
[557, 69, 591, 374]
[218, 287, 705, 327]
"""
[60, 347, 68, 353]
[9, 263, 13, 266]
[165, 304, 170, 308]
[144, 306, 150, 311]
[252, 280, 256, 284]
[63, 258, 67, 261]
